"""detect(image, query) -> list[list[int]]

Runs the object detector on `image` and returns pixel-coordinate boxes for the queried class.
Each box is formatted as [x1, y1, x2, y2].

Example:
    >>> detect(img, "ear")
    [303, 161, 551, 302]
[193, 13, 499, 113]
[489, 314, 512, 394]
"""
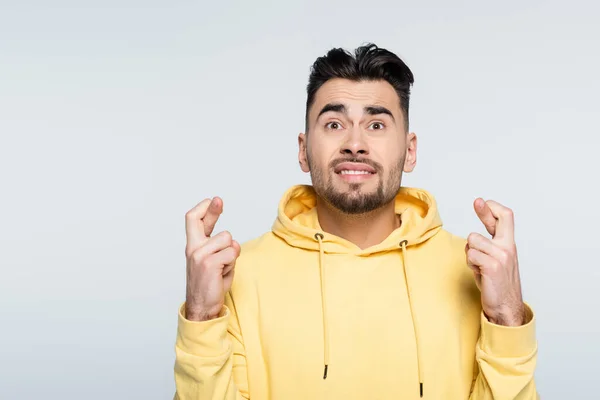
[298, 133, 310, 173]
[403, 132, 417, 173]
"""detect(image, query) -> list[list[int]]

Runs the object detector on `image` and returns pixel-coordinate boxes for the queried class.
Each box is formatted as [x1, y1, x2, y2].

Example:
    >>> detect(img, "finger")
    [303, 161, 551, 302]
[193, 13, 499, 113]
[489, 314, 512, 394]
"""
[189, 231, 233, 261]
[223, 240, 241, 276]
[466, 248, 500, 274]
[231, 240, 241, 255]
[485, 200, 515, 244]
[223, 262, 236, 277]
[467, 232, 505, 260]
[466, 249, 482, 276]
[474, 198, 496, 236]
[465, 244, 482, 290]
[205, 245, 239, 272]
[185, 199, 212, 251]
[467, 261, 481, 274]
[202, 197, 223, 237]
[223, 267, 235, 292]
[465, 243, 475, 269]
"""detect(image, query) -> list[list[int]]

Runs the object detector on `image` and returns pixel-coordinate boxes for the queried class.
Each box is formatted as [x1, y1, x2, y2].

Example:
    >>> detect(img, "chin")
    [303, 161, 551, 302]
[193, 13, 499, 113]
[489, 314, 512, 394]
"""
[340, 182, 376, 193]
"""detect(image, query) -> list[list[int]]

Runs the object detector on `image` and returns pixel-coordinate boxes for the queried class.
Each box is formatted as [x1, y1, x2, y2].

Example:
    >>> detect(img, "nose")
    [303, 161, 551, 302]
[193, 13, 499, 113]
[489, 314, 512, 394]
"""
[340, 128, 369, 156]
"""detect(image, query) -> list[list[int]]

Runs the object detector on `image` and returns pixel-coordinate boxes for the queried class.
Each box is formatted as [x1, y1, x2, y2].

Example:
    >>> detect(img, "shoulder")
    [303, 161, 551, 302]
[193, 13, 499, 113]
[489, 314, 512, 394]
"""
[238, 231, 286, 259]
[230, 231, 287, 298]
[432, 229, 480, 306]
[428, 228, 468, 258]
[233, 231, 287, 275]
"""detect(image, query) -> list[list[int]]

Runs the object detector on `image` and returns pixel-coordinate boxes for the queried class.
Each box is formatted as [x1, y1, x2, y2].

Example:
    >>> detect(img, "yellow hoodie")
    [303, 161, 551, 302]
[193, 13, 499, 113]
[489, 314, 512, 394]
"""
[174, 185, 538, 399]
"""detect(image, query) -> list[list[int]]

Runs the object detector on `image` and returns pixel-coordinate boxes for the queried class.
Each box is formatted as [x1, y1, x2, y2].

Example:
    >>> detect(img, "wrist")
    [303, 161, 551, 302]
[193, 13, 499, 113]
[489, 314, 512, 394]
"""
[185, 304, 219, 322]
[485, 302, 526, 326]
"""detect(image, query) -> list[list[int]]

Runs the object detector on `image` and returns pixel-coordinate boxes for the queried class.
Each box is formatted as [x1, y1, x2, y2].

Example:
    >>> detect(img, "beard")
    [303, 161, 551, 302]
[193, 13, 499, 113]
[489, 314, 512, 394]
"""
[307, 154, 404, 214]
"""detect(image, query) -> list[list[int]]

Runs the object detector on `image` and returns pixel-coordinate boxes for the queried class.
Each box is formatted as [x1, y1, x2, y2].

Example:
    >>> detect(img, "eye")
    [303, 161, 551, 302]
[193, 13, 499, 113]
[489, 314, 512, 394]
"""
[368, 122, 385, 130]
[325, 121, 343, 130]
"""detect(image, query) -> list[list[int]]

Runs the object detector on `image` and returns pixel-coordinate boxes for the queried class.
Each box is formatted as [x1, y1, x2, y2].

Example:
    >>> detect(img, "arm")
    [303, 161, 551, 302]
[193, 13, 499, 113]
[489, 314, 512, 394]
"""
[175, 197, 247, 399]
[466, 199, 540, 399]
[174, 292, 249, 400]
[470, 304, 539, 399]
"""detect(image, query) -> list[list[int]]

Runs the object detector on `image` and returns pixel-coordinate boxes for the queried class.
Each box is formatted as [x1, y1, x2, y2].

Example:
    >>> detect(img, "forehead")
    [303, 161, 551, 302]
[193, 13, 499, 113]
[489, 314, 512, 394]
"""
[309, 78, 402, 118]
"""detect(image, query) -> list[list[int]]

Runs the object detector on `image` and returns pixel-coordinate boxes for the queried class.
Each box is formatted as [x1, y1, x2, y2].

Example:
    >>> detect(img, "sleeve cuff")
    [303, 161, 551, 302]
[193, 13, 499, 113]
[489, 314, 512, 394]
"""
[479, 302, 537, 357]
[176, 302, 231, 357]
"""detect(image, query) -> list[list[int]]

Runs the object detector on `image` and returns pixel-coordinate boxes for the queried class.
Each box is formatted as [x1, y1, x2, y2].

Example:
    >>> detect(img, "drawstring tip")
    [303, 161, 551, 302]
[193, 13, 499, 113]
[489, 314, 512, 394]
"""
[419, 382, 423, 397]
[323, 365, 328, 379]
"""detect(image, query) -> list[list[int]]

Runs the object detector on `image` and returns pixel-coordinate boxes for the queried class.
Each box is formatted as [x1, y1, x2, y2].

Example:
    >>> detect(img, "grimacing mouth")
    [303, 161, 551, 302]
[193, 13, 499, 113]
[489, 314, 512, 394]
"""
[333, 161, 378, 175]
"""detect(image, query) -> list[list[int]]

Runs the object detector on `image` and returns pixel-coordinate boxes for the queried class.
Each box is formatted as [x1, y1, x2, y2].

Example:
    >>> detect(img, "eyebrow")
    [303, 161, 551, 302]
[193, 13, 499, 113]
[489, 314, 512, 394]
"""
[317, 103, 347, 117]
[364, 106, 395, 122]
[317, 103, 395, 122]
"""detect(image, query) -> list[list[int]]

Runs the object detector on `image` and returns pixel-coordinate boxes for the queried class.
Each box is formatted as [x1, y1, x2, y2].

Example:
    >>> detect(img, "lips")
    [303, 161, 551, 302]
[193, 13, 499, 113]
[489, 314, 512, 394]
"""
[334, 162, 377, 175]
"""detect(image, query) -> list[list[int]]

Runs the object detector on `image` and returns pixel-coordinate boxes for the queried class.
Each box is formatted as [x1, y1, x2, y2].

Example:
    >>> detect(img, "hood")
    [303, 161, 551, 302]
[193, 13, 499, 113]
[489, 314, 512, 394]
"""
[270, 184, 443, 395]
[272, 185, 443, 254]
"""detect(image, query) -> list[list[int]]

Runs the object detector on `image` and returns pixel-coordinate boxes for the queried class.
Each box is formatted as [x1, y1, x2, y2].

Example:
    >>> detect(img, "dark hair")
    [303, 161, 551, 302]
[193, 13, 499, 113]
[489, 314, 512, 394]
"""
[305, 43, 414, 132]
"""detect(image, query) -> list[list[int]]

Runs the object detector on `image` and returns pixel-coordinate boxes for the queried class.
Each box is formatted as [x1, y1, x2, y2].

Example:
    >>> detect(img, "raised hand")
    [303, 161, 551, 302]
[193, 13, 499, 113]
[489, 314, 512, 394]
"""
[465, 198, 525, 326]
[184, 197, 241, 321]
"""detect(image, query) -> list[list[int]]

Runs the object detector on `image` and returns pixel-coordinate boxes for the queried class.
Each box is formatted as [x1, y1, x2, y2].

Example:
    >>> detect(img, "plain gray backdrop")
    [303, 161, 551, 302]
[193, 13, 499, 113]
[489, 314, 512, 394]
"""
[1, 1, 598, 399]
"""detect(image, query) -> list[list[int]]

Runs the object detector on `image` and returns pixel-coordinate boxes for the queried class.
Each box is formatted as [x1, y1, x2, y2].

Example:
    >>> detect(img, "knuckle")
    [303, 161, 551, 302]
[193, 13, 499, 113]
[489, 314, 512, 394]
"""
[186, 199, 211, 218]
[466, 248, 476, 261]
[498, 250, 510, 264]
[220, 230, 233, 244]
[199, 257, 211, 269]
[491, 260, 502, 271]
[467, 233, 477, 245]
[191, 249, 205, 265]
[185, 210, 196, 221]
[198, 257, 215, 273]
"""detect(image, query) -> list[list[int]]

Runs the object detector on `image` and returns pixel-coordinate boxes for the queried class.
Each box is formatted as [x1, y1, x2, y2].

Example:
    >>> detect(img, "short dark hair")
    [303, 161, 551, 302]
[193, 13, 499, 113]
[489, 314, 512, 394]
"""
[305, 43, 414, 132]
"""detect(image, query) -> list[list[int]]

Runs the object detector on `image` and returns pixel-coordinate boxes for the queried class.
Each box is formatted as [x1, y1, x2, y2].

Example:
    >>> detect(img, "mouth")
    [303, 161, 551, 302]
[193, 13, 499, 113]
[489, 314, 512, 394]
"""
[334, 162, 377, 182]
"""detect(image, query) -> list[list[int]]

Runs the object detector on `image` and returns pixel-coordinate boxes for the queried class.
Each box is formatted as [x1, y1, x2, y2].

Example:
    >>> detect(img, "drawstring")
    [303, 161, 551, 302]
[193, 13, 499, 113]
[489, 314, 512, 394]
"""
[312, 234, 423, 395]
[400, 239, 424, 398]
[314, 232, 329, 379]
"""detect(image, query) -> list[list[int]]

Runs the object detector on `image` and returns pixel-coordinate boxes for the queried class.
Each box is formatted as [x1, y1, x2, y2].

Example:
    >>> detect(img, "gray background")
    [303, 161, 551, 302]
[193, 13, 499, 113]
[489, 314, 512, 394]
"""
[1, 1, 598, 399]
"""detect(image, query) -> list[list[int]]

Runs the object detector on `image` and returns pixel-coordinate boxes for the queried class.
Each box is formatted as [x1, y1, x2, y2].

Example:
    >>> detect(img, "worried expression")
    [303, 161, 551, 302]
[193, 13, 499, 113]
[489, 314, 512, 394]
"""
[298, 78, 417, 214]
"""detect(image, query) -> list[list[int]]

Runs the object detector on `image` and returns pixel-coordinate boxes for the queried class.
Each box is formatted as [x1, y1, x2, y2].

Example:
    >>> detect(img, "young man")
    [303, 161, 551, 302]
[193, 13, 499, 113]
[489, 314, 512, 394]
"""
[174, 44, 538, 399]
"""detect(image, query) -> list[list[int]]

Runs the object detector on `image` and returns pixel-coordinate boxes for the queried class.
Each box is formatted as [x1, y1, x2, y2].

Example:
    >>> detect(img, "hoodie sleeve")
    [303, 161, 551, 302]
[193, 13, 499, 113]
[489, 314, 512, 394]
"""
[174, 292, 249, 400]
[469, 303, 539, 400]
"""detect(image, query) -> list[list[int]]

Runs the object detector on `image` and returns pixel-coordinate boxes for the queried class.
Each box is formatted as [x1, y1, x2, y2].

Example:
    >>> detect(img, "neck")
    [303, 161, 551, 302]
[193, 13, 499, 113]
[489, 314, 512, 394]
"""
[316, 198, 400, 250]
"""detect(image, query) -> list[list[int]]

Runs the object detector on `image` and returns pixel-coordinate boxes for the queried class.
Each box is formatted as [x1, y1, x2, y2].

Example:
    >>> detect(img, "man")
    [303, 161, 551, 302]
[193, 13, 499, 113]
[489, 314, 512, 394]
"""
[174, 44, 538, 399]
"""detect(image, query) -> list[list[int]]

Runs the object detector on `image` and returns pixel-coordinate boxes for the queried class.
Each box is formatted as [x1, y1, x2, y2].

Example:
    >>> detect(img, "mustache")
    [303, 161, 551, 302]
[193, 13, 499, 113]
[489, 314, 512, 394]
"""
[329, 157, 383, 173]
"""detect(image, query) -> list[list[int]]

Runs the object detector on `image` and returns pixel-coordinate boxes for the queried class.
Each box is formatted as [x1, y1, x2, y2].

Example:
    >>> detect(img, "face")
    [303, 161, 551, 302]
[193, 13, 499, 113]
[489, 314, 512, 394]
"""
[298, 78, 417, 214]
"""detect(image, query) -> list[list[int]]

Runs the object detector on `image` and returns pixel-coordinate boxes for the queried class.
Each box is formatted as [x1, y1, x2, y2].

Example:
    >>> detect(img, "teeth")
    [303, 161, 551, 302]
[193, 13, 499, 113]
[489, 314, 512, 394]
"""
[340, 170, 371, 175]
